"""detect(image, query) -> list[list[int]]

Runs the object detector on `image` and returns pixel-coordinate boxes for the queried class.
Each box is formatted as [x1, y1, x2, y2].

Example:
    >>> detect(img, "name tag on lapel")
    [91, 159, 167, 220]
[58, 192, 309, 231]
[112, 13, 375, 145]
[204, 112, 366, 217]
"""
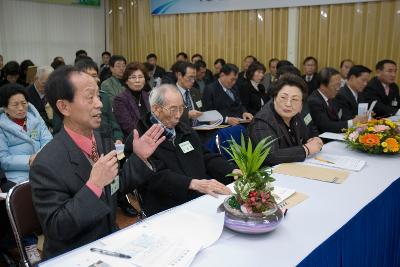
[303, 113, 312, 126]
[196, 100, 203, 108]
[179, 141, 194, 154]
[30, 130, 39, 139]
[392, 100, 398, 107]
[110, 176, 120, 196]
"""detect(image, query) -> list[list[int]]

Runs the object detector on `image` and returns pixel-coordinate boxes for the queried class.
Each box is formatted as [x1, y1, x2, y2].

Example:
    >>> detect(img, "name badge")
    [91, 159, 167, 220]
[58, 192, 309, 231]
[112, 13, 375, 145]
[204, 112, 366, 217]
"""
[196, 100, 203, 108]
[110, 176, 120, 196]
[30, 130, 38, 139]
[179, 141, 194, 154]
[392, 100, 398, 107]
[303, 113, 312, 126]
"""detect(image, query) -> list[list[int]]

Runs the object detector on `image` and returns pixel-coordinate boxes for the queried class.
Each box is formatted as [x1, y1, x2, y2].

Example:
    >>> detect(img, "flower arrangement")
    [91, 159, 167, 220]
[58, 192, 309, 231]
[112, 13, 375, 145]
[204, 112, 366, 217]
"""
[224, 134, 276, 214]
[344, 119, 400, 154]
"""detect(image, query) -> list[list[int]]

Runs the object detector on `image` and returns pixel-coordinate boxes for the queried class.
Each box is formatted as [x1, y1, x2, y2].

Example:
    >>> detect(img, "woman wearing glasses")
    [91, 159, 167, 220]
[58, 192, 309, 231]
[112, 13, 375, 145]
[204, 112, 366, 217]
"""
[113, 62, 151, 140]
[248, 74, 323, 166]
[0, 83, 52, 184]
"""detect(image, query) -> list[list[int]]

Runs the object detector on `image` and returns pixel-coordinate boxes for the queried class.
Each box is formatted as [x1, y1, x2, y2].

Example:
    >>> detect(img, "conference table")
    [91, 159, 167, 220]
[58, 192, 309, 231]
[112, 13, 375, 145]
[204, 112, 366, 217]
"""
[40, 141, 400, 267]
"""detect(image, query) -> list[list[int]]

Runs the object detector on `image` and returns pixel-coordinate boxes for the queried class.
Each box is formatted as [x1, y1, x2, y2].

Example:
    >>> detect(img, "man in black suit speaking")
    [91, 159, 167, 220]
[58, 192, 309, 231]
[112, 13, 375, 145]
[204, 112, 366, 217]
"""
[30, 66, 165, 258]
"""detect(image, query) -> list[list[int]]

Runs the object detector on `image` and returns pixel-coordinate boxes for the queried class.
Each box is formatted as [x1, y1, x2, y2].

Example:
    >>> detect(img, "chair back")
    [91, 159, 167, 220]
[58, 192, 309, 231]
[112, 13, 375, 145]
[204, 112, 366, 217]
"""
[207, 125, 246, 159]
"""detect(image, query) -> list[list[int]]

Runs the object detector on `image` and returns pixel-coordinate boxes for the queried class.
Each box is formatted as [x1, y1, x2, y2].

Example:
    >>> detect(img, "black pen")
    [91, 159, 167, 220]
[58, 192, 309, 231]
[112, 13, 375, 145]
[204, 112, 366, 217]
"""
[90, 248, 131, 259]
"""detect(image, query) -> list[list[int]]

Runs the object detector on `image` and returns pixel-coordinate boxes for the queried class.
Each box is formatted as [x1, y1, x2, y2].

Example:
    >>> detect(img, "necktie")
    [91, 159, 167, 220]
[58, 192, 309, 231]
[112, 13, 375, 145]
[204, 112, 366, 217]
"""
[184, 90, 199, 126]
[327, 99, 338, 120]
[306, 76, 312, 82]
[226, 89, 235, 101]
[89, 139, 99, 163]
[41, 96, 47, 108]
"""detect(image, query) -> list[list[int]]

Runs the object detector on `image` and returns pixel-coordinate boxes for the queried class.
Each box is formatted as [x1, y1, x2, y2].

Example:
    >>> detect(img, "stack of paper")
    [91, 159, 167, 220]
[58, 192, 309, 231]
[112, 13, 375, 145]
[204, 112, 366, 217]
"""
[193, 110, 223, 130]
[319, 132, 345, 141]
[306, 153, 366, 171]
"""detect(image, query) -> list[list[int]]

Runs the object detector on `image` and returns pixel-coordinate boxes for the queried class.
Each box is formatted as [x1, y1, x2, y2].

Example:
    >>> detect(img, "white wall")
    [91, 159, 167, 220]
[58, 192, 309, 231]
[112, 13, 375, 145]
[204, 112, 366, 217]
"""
[0, 0, 105, 66]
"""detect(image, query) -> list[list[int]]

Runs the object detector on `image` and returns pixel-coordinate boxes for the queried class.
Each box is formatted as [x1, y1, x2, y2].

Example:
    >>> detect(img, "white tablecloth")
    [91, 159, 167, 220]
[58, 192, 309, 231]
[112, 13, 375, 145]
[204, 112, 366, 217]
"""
[40, 142, 400, 267]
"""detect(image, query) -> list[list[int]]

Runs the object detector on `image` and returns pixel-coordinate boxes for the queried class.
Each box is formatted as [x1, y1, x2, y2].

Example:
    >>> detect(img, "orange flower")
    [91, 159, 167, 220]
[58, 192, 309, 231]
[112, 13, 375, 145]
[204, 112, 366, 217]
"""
[359, 134, 380, 147]
[385, 138, 399, 152]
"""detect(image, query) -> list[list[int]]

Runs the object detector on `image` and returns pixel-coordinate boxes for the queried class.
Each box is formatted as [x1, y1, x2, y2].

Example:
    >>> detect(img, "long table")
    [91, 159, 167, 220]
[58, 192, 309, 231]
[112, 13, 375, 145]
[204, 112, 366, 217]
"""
[40, 141, 400, 266]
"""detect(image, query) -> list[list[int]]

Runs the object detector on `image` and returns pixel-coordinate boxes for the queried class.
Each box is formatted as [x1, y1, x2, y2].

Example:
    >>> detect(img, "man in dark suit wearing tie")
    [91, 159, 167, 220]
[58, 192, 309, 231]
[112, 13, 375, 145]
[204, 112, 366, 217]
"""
[202, 63, 253, 125]
[363, 59, 400, 118]
[29, 66, 165, 258]
[335, 65, 371, 120]
[308, 68, 367, 133]
[302, 56, 320, 95]
[26, 66, 54, 130]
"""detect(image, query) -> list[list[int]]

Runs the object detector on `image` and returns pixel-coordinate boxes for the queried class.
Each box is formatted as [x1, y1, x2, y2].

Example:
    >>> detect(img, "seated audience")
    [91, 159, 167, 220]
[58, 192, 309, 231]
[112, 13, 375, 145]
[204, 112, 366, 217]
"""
[0, 83, 52, 184]
[100, 51, 112, 82]
[339, 59, 354, 88]
[162, 61, 182, 85]
[50, 56, 65, 70]
[335, 65, 371, 120]
[113, 62, 151, 139]
[203, 63, 253, 125]
[237, 55, 257, 86]
[124, 84, 236, 216]
[193, 60, 214, 95]
[0, 61, 20, 87]
[146, 53, 166, 88]
[261, 58, 279, 93]
[302, 56, 319, 94]
[176, 52, 188, 62]
[248, 74, 323, 166]
[26, 66, 54, 130]
[213, 58, 226, 79]
[239, 61, 269, 115]
[363, 59, 399, 117]
[30, 66, 165, 258]
[308, 67, 367, 134]
[101, 55, 127, 105]
[191, 53, 214, 85]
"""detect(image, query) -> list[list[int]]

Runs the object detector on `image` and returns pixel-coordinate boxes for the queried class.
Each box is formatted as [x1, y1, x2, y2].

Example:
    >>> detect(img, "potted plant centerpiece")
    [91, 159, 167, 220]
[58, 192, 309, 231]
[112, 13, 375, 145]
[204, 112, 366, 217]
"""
[223, 134, 283, 234]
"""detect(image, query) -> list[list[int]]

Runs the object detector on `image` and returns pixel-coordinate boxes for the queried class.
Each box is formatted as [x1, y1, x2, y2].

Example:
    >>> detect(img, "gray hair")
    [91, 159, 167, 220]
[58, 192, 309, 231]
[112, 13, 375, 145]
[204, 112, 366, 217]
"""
[149, 84, 181, 107]
[35, 66, 54, 81]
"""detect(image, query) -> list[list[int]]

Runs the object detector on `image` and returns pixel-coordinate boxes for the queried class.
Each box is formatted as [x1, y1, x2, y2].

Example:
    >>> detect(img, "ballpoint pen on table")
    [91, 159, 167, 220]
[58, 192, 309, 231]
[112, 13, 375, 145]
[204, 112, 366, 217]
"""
[314, 157, 335, 164]
[90, 248, 131, 259]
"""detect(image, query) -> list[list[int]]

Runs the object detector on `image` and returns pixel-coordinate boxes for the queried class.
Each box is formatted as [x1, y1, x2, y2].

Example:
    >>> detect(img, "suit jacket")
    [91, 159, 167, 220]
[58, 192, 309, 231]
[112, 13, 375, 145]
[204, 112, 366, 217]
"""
[302, 74, 320, 95]
[202, 80, 246, 120]
[161, 71, 177, 85]
[153, 65, 166, 79]
[179, 86, 203, 126]
[30, 127, 154, 258]
[239, 79, 269, 115]
[113, 89, 150, 139]
[100, 76, 124, 106]
[26, 84, 52, 129]
[124, 114, 234, 216]
[261, 73, 275, 93]
[248, 101, 313, 166]
[335, 85, 366, 121]
[363, 76, 400, 117]
[308, 90, 348, 133]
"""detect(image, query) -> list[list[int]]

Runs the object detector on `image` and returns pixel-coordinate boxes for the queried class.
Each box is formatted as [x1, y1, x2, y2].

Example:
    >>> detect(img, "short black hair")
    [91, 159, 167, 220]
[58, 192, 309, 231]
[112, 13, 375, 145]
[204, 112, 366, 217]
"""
[146, 53, 157, 60]
[176, 62, 195, 76]
[3, 61, 20, 76]
[246, 61, 266, 80]
[20, 59, 34, 74]
[0, 83, 28, 107]
[375, 59, 396, 71]
[276, 65, 301, 79]
[317, 67, 340, 86]
[214, 58, 226, 66]
[270, 73, 308, 102]
[244, 55, 258, 62]
[176, 52, 188, 60]
[51, 58, 65, 70]
[347, 65, 371, 79]
[191, 53, 203, 61]
[75, 58, 99, 74]
[101, 51, 111, 57]
[220, 63, 239, 76]
[303, 56, 318, 65]
[75, 49, 87, 58]
[109, 55, 126, 67]
[45, 65, 79, 119]
[194, 60, 207, 70]
[74, 55, 93, 65]
[276, 60, 293, 70]
[268, 58, 279, 67]
[340, 59, 353, 68]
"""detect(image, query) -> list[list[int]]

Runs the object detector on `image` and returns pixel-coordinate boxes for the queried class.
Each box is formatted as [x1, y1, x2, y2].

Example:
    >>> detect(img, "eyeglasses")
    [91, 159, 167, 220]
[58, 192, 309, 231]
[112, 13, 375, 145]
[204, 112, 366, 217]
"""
[277, 95, 302, 106]
[184, 76, 196, 82]
[161, 105, 186, 115]
[8, 101, 28, 109]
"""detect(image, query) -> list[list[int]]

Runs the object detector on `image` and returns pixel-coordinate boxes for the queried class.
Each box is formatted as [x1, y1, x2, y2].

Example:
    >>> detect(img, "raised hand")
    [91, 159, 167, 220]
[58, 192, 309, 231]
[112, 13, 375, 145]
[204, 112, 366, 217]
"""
[132, 124, 165, 161]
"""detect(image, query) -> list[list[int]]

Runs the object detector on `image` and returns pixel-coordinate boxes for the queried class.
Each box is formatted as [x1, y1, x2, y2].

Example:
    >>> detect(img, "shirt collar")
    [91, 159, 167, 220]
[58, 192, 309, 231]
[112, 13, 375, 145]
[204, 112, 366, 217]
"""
[347, 85, 358, 100]
[250, 80, 259, 90]
[318, 89, 329, 104]
[34, 83, 45, 99]
[176, 83, 188, 96]
[218, 79, 229, 92]
[64, 126, 95, 156]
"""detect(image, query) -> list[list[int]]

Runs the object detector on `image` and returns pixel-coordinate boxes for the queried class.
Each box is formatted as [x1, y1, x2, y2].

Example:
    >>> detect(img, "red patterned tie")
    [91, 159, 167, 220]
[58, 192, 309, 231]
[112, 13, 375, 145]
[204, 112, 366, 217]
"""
[90, 139, 99, 163]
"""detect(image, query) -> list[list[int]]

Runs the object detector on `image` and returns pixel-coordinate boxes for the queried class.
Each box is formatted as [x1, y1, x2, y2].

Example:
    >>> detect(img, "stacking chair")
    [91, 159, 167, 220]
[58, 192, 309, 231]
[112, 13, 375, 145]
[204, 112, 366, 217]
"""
[206, 125, 246, 159]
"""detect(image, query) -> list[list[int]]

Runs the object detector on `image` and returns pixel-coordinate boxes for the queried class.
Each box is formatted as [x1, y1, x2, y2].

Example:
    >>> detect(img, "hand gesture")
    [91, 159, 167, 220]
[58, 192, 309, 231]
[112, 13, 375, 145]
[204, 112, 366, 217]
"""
[88, 151, 119, 188]
[189, 179, 232, 197]
[227, 117, 240, 125]
[132, 124, 165, 161]
[242, 112, 253, 120]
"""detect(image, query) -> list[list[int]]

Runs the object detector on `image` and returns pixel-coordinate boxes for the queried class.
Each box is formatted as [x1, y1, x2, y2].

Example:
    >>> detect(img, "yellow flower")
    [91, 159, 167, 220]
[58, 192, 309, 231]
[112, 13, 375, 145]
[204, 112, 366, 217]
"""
[368, 127, 374, 132]
[381, 142, 387, 148]
[385, 138, 399, 152]
[383, 148, 388, 153]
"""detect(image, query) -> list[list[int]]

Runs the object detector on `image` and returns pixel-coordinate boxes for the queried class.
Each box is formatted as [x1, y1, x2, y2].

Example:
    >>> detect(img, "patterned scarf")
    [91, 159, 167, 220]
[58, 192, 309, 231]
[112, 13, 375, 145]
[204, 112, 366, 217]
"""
[149, 113, 176, 141]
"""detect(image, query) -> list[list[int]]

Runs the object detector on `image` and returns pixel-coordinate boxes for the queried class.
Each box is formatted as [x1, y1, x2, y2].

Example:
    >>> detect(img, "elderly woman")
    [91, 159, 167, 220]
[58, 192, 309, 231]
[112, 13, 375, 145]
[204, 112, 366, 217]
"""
[239, 61, 270, 115]
[113, 62, 151, 139]
[248, 74, 323, 166]
[0, 83, 52, 184]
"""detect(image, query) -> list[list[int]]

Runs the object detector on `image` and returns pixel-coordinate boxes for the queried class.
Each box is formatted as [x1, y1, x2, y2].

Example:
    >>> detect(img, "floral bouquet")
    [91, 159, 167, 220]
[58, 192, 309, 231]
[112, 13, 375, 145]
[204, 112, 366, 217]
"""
[344, 119, 400, 154]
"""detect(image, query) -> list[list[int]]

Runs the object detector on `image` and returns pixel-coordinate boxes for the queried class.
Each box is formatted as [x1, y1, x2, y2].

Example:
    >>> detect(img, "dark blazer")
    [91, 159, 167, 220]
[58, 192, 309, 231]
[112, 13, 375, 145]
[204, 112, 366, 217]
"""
[204, 69, 215, 85]
[239, 79, 269, 115]
[308, 90, 348, 133]
[363, 76, 400, 117]
[202, 80, 246, 121]
[124, 114, 234, 216]
[302, 74, 319, 95]
[180, 86, 203, 126]
[248, 101, 313, 166]
[153, 65, 166, 79]
[30, 127, 154, 258]
[335, 85, 366, 121]
[26, 84, 52, 129]
[113, 89, 150, 139]
[161, 71, 177, 85]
